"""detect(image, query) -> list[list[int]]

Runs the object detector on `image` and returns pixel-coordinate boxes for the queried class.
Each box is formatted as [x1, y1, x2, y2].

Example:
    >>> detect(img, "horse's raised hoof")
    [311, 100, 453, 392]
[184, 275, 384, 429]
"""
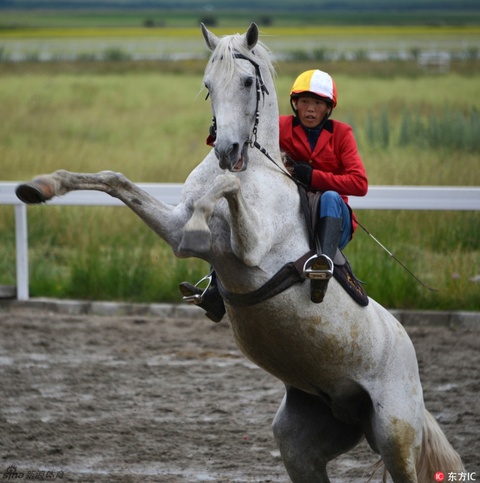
[15, 178, 55, 204]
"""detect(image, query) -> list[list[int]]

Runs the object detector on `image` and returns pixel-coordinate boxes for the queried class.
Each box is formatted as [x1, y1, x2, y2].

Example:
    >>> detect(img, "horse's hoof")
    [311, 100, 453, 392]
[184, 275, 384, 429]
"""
[179, 229, 211, 254]
[15, 179, 54, 204]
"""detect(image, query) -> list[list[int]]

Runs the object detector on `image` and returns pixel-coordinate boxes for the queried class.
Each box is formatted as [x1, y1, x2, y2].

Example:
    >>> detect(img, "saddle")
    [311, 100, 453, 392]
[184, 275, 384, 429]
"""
[215, 188, 369, 309]
[301, 188, 369, 307]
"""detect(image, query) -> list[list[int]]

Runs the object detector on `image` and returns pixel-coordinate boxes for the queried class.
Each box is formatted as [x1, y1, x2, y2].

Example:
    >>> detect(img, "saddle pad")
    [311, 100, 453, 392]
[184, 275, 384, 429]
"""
[333, 260, 369, 307]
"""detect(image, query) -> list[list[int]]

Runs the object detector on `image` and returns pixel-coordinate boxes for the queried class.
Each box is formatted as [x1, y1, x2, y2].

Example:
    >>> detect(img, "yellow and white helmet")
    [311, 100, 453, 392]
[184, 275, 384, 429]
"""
[290, 69, 337, 108]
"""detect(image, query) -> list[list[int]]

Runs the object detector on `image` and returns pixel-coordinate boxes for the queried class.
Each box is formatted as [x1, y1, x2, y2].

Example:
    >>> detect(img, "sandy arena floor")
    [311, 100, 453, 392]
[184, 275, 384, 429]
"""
[0, 307, 478, 482]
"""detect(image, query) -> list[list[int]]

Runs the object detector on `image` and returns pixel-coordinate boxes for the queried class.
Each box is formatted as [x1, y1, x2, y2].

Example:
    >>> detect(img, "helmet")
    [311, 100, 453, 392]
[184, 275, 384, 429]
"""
[290, 69, 337, 108]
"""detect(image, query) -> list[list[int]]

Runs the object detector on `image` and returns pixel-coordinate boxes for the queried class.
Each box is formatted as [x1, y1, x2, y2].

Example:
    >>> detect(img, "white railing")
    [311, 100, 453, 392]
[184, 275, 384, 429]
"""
[1, 182, 479, 301]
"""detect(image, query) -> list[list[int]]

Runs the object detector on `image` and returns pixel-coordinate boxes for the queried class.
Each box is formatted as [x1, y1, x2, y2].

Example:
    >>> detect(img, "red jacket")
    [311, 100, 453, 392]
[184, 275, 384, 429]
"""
[279, 115, 368, 232]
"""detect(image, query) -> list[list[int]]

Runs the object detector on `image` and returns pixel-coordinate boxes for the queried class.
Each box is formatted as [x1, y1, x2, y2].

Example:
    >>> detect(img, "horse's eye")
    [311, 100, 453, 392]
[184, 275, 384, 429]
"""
[244, 77, 254, 88]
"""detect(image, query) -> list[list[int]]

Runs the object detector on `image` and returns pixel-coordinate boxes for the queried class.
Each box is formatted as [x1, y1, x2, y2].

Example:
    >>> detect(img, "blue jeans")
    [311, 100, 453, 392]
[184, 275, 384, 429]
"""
[319, 191, 352, 250]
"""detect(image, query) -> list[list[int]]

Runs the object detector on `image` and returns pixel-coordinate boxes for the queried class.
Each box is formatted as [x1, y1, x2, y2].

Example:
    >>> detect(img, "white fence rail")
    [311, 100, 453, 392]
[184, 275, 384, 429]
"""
[1, 182, 479, 301]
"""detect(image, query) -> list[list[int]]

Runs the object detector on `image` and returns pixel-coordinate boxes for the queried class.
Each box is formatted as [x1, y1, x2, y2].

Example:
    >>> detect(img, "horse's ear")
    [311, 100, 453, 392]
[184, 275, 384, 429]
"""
[201, 22, 219, 52]
[245, 23, 259, 51]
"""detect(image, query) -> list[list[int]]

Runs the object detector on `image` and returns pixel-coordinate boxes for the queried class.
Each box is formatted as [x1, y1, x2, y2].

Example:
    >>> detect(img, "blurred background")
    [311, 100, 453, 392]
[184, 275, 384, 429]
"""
[1, 0, 479, 309]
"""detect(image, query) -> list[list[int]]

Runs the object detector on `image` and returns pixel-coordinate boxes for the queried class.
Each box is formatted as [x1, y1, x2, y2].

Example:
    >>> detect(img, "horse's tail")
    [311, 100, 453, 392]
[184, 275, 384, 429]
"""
[416, 409, 464, 480]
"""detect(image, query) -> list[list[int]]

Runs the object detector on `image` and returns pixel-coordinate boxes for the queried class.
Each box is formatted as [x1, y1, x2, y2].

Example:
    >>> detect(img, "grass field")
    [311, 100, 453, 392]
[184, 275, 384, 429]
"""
[0, 25, 479, 309]
[3, 25, 480, 38]
[1, 7, 480, 29]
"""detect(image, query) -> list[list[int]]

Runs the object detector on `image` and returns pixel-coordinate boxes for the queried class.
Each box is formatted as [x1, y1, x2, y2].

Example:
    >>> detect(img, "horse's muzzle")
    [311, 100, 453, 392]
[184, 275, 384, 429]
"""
[215, 141, 249, 172]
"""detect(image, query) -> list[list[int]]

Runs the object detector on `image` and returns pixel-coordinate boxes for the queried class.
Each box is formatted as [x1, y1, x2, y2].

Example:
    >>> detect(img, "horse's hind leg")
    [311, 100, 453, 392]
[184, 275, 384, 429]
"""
[272, 387, 363, 483]
[365, 395, 424, 482]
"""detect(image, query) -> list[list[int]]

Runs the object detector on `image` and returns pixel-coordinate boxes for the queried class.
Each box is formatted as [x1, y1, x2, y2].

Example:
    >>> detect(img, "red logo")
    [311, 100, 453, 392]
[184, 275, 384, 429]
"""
[435, 472, 445, 482]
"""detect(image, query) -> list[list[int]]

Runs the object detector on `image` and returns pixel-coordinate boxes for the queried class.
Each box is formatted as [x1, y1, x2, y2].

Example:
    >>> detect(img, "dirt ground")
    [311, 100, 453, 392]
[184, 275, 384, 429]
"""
[0, 306, 478, 482]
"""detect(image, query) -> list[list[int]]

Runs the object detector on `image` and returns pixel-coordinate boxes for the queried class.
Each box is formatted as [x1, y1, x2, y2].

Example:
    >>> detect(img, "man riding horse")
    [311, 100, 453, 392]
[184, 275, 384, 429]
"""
[15, 24, 464, 480]
[181, 69, 368, 320]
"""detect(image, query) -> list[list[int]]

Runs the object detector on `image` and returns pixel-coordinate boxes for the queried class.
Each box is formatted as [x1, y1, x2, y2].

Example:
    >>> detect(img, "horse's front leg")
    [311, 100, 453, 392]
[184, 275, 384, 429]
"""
[16, 170, 188, 252]
[180, 174, 269, 266]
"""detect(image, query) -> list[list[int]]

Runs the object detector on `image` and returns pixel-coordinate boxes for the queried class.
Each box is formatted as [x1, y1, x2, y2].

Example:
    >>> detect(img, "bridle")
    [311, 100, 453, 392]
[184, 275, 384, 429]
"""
[207, 52, 268, 147]
[232, 52, 270, 149]
[206, 51, 300, 185]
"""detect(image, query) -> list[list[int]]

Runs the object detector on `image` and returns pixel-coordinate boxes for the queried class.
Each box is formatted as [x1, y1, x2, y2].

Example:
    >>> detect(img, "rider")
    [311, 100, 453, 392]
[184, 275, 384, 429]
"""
[280, 69, 368, 303]
[180, 69, 368, 320]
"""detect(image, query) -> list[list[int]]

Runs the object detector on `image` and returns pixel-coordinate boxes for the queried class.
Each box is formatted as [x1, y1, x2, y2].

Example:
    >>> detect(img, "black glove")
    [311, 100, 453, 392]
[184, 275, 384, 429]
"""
[291, 163, 313, 187]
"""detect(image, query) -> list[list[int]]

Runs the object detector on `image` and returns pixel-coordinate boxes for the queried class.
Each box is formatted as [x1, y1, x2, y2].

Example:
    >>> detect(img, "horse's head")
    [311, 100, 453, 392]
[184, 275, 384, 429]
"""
[201, 23, 274, 173]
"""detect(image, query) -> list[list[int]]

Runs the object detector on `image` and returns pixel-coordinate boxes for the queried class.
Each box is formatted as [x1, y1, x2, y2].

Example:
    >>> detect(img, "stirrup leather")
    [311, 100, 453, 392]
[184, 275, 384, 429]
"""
[303, 254, 334, 280]
[181, 274, 213, 305]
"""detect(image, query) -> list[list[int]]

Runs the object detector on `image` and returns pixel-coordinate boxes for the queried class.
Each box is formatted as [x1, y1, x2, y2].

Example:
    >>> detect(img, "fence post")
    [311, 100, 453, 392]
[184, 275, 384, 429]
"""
[15, 204, 29, 300]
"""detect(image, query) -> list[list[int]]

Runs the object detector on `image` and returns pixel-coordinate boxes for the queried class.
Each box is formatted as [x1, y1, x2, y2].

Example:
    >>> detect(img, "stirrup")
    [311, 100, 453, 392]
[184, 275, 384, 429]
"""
[181, 274, 213, 305]
[303, 254, 334, 280]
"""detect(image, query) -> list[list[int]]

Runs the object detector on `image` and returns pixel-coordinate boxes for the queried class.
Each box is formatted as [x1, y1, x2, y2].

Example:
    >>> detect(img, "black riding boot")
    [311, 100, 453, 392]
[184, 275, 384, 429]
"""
[304, 216, 343, 303]
[179, 271, 226, 323]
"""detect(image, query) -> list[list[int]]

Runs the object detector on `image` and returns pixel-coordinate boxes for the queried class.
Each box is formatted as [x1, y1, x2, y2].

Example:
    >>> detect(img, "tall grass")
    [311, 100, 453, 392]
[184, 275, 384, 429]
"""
[396, 107, 480, 152]
[0, 68, 479, 309]
[346, 211, 480, 310]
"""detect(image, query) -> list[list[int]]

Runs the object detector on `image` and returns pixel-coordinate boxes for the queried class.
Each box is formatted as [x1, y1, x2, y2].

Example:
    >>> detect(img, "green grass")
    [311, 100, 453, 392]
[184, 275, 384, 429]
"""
[345, 211, 480, 310]
[1, 8, 480, 29]
[0, 63, 479, 310]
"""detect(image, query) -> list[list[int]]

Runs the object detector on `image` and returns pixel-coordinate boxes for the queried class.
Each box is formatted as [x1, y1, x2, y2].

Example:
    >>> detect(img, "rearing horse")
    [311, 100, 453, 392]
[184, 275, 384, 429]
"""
[16, 24, 463, 482]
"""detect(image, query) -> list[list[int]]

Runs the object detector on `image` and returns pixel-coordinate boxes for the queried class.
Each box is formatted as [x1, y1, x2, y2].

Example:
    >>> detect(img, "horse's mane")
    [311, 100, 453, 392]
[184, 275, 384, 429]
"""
[206, 33, 276, 85]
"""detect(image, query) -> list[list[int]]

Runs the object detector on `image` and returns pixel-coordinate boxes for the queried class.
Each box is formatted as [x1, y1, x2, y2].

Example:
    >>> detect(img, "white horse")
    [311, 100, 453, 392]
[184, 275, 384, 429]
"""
[16, 24, 463, 482]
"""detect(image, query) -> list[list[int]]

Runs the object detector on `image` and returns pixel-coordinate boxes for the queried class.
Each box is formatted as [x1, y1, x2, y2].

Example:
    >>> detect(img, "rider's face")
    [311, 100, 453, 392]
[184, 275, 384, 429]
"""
[294, 95, 330, 128]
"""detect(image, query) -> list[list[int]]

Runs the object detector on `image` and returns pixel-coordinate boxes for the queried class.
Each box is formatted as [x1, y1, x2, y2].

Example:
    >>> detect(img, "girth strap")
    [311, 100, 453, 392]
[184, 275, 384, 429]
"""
[216, 249, 315, 308]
